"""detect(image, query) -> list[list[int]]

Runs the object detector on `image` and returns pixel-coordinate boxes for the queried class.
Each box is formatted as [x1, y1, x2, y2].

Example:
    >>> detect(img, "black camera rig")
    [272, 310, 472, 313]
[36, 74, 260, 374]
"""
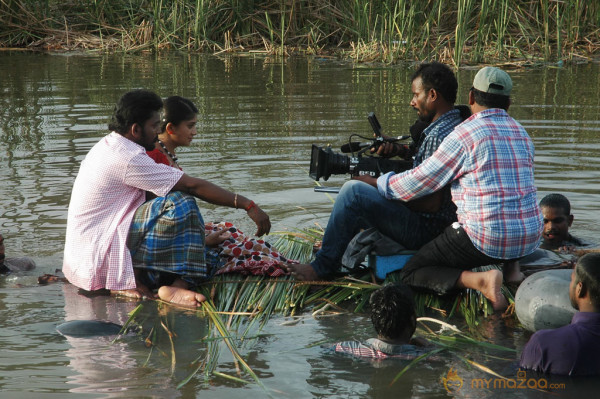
[309, 112, 412, 182]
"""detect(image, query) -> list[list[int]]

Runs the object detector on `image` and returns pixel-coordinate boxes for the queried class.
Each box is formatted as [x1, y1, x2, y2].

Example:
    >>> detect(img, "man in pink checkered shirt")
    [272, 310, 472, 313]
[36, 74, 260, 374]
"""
[357, 67, 543, 311]
[63, 90, 271, 307]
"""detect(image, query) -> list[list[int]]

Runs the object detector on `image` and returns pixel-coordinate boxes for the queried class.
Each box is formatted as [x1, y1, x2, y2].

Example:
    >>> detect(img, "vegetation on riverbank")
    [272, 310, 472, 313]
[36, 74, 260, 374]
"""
[1, 1, 599, 66]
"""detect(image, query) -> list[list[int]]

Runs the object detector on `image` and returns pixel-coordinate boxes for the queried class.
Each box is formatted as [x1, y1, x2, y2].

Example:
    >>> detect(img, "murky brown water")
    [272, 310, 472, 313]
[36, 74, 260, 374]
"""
[1, 53, 599, 397]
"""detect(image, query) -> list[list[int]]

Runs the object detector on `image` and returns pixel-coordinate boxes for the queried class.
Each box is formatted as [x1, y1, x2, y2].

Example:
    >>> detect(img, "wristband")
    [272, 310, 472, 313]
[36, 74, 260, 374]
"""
[244, 200, 257, 212]
[234, 193, 238, 209]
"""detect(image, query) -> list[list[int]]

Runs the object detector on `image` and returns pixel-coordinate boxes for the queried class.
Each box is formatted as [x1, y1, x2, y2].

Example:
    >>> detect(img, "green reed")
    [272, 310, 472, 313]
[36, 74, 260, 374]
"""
[471, 0, 488, 63]
[1, 1, 599, 65]
[494, 0, 510, 59]
[454, 0, 475, 67]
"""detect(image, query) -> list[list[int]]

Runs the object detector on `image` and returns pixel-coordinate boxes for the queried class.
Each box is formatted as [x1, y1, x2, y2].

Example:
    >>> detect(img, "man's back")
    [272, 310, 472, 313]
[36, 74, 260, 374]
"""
[447, 108, 541, 258]
[520, 312, 600, 376]
[63, 132, 182, 291]
[386, 107, 542, 259]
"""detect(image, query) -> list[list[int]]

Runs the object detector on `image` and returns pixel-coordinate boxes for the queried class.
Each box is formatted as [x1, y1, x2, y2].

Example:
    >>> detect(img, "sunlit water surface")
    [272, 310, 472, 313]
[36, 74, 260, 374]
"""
[1, 53, 600, 398]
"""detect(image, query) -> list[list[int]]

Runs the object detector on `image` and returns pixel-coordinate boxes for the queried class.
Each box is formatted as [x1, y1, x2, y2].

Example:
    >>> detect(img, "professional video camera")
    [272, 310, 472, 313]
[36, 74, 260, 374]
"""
[309, 112, 413, 182]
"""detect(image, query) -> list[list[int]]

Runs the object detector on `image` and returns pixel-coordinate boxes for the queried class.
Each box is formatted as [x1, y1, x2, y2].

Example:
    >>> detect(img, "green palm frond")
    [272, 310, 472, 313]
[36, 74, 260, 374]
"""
[126, 227, 518, 389]
[200, 229, 515, 333]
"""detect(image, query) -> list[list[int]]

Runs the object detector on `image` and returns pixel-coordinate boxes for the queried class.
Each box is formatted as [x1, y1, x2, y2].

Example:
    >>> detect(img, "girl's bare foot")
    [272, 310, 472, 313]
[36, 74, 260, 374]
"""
[111, 287, 155, 300]
[158, 285, 206, 307]
[111, 288, 143, 299]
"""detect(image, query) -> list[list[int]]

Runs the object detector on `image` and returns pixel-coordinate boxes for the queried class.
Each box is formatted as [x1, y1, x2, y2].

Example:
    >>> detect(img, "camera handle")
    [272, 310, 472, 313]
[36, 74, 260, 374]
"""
[368, 112, 382, 137]
[367, 112, 411, 151]
[367, 112, 386, 152]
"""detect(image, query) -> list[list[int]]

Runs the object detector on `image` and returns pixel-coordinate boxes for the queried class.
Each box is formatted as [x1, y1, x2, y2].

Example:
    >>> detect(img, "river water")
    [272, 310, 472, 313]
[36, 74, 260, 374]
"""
[1, 53, 599, 398]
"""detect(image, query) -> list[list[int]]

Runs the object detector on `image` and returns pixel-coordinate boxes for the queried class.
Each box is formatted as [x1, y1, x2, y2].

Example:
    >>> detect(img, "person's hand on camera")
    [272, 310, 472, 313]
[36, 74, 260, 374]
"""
[372, 141, 409, 158]
[369, 133, 410, 159]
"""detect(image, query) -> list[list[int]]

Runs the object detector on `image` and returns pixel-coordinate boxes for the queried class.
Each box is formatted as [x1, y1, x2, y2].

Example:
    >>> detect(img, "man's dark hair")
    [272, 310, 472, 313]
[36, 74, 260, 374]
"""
[369, 283, 417, 341]
[161, 96, 199, 132]
[411, 62, 458, 104]
[470, 87, 510, 110]
[108, 89, 163, 135]
[539, 193, 571, 216]
[575, 253, 600, 310]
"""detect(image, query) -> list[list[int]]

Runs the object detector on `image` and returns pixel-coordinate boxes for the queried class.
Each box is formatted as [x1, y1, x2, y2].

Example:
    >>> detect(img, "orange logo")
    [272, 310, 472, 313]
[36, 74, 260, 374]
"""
[442, 367, 463, 394]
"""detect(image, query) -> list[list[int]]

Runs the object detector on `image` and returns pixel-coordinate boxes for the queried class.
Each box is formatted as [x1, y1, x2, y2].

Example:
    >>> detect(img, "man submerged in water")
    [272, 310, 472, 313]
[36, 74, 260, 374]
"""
[330, 283, 430, 360]
[539, 193, 594, 251]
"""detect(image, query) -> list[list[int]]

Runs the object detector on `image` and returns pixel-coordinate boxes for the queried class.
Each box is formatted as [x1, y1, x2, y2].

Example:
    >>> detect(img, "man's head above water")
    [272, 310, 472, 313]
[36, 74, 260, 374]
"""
[369, 283, 417, 344]
[539, 193, 574, 249]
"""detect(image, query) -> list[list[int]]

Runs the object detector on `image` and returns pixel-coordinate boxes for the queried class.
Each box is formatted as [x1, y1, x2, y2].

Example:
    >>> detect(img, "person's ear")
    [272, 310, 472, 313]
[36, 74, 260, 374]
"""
[568, 214, 574, 227]
[577, 281, 586, 298]
[165, 122, 175, 135]
[468, 90, 475, 106]
[131, 123, 142, 138]
[428, 88, 438, 102]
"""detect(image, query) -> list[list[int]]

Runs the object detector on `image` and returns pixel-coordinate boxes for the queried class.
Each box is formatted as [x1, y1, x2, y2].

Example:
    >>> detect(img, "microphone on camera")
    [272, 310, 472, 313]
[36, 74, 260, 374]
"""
[340, 135, 411, 153]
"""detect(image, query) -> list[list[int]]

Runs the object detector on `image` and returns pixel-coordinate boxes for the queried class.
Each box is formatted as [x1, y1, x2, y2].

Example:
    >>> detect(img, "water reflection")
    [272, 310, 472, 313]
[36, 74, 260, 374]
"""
[61, 284, 213, 397]
[1, 53, 600, 397]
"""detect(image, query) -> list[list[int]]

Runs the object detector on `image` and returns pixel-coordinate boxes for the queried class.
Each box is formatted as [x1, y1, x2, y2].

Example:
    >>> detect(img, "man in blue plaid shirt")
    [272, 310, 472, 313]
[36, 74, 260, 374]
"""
[288, 62, 465, 281]
[374, 67, 542, 311]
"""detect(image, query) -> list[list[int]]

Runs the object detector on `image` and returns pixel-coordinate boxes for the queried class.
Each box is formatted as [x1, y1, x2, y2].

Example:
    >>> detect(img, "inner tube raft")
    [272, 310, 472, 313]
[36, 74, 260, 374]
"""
[515, 269, 576, 332]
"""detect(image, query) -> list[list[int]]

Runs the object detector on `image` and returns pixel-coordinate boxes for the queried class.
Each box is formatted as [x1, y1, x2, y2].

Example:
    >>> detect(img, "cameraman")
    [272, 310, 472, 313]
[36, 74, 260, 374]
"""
[288, 62, 465, 281]
[369, 67, 541, 311]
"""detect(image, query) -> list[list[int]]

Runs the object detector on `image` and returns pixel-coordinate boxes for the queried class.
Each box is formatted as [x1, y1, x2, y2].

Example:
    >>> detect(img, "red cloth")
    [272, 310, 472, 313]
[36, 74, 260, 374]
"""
[147, 148, 182, 170]
[207, 222, 292, 277]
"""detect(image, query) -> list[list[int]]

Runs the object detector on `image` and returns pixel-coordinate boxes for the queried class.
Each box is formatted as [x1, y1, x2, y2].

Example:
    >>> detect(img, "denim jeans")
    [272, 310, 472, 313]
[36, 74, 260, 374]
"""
[311, 180, 444, 278]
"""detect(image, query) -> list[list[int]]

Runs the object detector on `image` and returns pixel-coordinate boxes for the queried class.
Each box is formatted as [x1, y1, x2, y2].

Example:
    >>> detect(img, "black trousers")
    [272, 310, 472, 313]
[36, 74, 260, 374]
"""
[400, 224, 505, 295]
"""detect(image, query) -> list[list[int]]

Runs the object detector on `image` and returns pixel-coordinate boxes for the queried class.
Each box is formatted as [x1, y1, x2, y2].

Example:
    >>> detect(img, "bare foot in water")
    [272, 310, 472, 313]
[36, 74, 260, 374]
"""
[458, 269, 508, 311]
[480, 269, 508, 311]
[111, 280, 156, 300]
[111, 286, 155, 300]
[284, 263, 319, 281]
[158, 285, 206, 307]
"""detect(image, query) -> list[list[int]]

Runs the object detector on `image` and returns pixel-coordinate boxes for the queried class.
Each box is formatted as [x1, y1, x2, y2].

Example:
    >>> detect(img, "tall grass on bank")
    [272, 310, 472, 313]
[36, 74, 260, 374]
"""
[0, 1, 598, 65]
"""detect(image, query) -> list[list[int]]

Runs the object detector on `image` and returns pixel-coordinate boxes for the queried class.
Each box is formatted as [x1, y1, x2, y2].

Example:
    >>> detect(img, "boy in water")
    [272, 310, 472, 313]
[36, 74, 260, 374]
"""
[331, 283, 428, 360]
[539, 193, 590, 251]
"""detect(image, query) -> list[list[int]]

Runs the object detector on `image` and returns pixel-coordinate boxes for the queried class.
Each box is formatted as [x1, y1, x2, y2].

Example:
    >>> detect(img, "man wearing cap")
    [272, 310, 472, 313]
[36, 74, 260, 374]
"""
[355, 66, 542, 310]
[287, 62, 465, 281]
